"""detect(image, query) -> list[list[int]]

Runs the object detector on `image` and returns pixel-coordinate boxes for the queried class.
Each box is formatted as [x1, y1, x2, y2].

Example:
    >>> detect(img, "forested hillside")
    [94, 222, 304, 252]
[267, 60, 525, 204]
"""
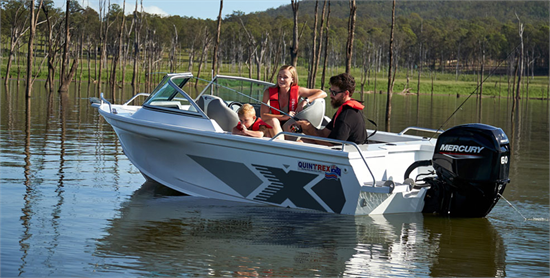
[1, 0, 548, 97]
[265, 1, 548, 23]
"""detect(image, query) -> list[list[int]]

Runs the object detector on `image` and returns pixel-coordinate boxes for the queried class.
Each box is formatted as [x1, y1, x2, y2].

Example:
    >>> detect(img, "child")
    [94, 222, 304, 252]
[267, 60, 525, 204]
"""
[232, 104, 279, 138]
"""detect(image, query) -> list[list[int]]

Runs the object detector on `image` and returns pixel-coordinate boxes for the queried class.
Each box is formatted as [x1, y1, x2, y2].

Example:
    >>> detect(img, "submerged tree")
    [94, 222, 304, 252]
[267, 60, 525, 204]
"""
[58, 0, 79, 93]
[290, 0, 299, 67]
[25, 0, 44, 97]
[212, 0, 223, 76]
[345, 0, 356, 74]
[4, 0, 29, 86]
[320, 0, 331, 90]
[385, 0, 396, 132]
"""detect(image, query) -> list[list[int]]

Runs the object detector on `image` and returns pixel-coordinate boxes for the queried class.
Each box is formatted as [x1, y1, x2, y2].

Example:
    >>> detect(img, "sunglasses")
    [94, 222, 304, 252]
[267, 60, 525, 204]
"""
[329, 88, 346, 96]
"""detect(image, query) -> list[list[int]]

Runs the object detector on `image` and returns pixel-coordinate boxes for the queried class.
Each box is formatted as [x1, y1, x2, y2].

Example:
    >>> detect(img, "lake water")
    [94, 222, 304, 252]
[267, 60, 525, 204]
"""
[1, 80, 548, 277]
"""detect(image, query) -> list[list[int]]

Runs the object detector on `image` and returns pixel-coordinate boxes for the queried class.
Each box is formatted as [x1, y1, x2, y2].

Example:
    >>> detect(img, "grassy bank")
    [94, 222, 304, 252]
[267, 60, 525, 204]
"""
[2, 57, 549, 99]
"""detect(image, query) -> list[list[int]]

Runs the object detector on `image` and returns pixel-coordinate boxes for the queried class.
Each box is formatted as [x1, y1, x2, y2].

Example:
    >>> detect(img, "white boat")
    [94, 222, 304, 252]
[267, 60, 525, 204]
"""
[91, 73, 511, 217]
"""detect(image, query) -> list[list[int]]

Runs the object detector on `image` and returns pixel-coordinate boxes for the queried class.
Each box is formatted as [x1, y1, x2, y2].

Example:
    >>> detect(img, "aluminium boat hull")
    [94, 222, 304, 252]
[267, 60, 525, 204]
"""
[98, 105, 432, 216]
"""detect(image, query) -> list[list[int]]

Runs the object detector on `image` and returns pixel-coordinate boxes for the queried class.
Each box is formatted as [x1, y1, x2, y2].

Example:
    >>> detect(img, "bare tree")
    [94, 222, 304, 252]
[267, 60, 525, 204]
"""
[515, 13, 524, 101]
[109, 0, 126, 98]
[4, 1, 29, 86]
[478, 40, 485, 122]
[239, 18, 269, 81]
[58, 0, 79, 93]
[195, 27, 212, 86]
[254, 34, 269, 80]
[320, 0, 331, 90]
[290, 0, 299, 67]
[121, 8, 136, 93]
[385, 0, 396, 132]
[169, 24, 178, 73]
[268, 28, 285, 83]
[311, 0, 327, 88]
[25, 0, 44, 97]
[307, 0, 319, 88]
[212, 0, 223, 76]
[42, 4, 61, 92]
[131, 0, 143, 94]
[345, 0, 356, 74]
[187, 27, 202, 73]
[97, 0, 112, 93]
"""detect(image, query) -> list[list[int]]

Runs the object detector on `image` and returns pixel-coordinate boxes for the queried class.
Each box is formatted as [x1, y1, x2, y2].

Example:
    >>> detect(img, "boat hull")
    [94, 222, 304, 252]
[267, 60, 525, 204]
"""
[100, 108, 429, 216]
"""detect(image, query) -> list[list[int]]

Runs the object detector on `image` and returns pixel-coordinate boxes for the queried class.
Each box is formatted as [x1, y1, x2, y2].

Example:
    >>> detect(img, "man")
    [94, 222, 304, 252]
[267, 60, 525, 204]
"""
[294, 73, 367, 146]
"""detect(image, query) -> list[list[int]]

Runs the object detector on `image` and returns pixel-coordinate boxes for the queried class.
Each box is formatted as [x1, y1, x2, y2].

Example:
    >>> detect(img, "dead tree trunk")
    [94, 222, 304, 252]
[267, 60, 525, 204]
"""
[360, 43, 370, 102]
[320, 1, 331, 90]
[478, 41, 484, 122]
[255, 35, 269, 80]
[312, 0, 327, 88]
[455, 42, 461, 81]
[212, 0, 223, 76]
[131, 0, 142, 94]
[169, 24, 178, 73]
[385, 0, 396, 132]
[345, 0, 356, 74]
[25, 0, 44, 97]
[42, 4, 59, 92]
[515, 13, 524, 101]
[87, 39, 92, 85]
[122, 14, 134, 93]
[110, 0, 126, 99]
[97, 0, 111, 94]
[290, 0, 300, 67]
[195, 28, 212, 86]
[269, 29, 284, 83]
[78, 33, 83, 85]
[4, 2, 29, 86]
[26, 7, 35, 95]
[59, 0, 79, 94]
[307, 0, 319, 88]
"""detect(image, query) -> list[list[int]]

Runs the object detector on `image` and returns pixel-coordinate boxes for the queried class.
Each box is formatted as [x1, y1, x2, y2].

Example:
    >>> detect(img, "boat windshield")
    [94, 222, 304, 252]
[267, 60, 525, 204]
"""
[142, 74, 274, 119]
[197, 75, 273, 105]
[143, 74, 202, 114]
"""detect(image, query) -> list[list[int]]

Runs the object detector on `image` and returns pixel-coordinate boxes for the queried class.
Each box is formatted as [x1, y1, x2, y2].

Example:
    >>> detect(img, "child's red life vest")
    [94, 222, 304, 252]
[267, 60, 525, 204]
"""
[235, 118, 272, 131]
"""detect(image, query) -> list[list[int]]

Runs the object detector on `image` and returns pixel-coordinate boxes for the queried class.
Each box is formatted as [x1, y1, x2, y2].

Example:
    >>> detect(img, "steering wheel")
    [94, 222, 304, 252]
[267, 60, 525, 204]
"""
[228, 101, 243, 112]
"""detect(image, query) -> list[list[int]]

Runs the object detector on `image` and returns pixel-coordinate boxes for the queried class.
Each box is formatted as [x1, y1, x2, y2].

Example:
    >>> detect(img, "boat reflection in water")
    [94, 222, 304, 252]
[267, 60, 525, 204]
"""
[93, 181, 506, 277]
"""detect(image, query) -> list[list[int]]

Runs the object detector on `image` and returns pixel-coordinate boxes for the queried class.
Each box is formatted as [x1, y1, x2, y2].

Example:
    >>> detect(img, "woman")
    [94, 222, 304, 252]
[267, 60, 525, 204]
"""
[260, 65, 327, 135]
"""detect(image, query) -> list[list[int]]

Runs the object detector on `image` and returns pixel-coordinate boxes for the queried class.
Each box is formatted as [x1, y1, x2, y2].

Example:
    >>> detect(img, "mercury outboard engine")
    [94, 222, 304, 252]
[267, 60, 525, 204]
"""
[421, 123, 510, 217]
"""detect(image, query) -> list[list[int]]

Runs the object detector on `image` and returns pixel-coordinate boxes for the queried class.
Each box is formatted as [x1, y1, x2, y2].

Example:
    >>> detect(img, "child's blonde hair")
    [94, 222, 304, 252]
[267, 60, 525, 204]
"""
[237, 103, 256, 117]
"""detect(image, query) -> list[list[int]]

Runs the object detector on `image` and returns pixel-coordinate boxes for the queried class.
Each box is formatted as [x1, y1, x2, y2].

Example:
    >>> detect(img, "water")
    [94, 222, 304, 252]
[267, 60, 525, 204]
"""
[1, 80, 548, 277]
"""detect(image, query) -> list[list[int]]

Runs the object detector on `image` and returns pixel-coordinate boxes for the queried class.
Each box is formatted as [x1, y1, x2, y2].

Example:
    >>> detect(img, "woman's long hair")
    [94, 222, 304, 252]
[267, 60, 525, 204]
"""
[276, 65, 298, 88]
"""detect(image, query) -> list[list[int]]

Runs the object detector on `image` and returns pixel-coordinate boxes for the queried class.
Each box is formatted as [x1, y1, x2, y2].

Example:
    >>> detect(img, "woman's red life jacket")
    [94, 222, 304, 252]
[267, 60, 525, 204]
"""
[268, 85, 299, 115]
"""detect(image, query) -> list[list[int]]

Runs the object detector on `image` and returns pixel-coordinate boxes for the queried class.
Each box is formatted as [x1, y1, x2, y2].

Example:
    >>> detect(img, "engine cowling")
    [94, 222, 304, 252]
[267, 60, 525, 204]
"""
[423, 123, 510, 217]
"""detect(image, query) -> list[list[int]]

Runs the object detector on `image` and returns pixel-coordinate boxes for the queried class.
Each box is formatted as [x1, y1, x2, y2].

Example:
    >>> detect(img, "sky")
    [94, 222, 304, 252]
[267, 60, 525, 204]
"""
[53, 0, 290, 19]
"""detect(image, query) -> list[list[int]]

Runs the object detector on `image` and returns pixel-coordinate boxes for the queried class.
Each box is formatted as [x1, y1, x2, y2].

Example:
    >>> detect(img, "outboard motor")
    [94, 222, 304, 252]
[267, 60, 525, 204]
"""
[423, 123, 510, 217]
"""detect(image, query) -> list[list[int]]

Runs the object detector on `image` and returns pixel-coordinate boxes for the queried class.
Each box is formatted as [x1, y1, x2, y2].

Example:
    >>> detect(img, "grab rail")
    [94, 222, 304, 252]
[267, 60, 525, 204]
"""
[123, 93, 150, 106]
[100, 93, 112, 113]
[271, 132, 376, 186]
[398, 126, 444, 136]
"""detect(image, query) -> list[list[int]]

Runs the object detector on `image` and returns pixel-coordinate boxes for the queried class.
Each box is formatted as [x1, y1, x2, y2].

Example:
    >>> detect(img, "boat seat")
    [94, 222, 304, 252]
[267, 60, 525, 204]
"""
[285, 98, 326, 129]
[197, 95, 239, 132]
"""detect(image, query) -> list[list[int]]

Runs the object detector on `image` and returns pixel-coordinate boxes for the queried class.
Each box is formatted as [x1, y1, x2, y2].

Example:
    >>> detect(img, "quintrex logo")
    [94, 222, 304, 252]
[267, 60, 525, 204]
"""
[298, 161, 341, 180]
[440, 144, 484, 154]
